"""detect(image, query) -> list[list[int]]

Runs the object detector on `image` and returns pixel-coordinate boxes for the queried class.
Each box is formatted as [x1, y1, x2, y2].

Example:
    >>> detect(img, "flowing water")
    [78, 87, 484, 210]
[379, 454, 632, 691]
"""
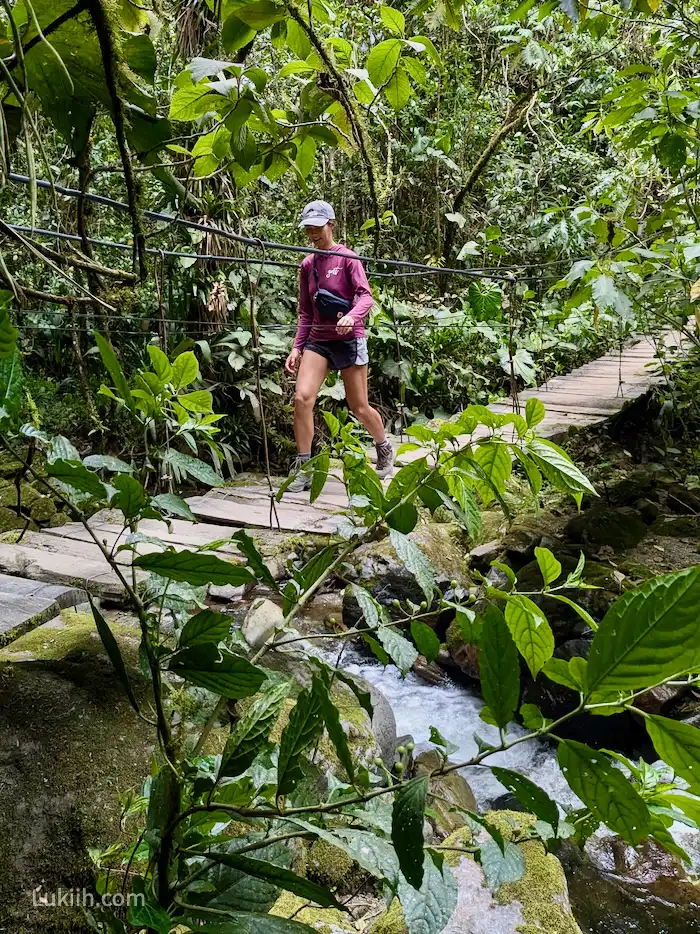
[312, 640, 700, 933]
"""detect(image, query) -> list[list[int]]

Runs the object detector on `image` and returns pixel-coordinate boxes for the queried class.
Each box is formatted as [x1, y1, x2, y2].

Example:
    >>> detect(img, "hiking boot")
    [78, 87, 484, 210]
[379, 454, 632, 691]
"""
[285, 456, 312, 493]
[375, 440, 395, 479]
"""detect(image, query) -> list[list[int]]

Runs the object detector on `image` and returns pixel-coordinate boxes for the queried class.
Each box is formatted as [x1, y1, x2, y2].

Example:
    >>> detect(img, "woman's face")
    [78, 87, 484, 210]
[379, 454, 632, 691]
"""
[304, 222, 334, 247]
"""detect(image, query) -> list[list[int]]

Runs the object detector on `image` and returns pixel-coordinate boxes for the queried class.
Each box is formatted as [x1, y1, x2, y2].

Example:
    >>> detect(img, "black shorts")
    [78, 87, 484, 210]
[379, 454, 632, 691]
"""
[304, 338, 369, 371]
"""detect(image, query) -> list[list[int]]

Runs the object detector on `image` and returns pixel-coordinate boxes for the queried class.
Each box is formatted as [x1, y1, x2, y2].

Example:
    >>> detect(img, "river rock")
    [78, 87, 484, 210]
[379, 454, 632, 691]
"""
[469, 540, 504, 571]
[242, 597, 284, 648]
[635, 684, 686, 716]
[650, 515, 700, 538]
[566, 505, 647, 552]
[413, 655, 448, 686]
[414, 750, 476, 835]
[271, 892, 360, 932]
[0, 609, 155, 934]
[666, 482, 700, 515]
[371, 812, 581, 934]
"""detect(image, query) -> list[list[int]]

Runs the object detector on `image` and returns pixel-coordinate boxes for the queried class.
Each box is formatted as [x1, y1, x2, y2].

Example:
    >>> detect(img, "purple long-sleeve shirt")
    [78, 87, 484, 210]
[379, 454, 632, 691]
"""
[293, 245, 374, 350]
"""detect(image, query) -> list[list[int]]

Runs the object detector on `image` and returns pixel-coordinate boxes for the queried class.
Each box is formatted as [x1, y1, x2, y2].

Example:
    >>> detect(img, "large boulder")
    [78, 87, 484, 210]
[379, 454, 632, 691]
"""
[370, 812, 581, 934]
[243, 597, 284, 649]
[414, 750, 477, 836]
[0, 609, 155, 934]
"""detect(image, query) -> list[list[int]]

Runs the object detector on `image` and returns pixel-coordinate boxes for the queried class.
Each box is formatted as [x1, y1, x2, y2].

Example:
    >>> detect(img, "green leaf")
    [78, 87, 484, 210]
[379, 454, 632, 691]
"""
[128, 899, 172, 934]
[504, 595, 554, 678]
[526, 438, 596, 499]
[172, 350, 199, 389]
[534, 546, 562, 586]
[349, 583, 381, 628]
[332, 668, 374, 719]
[558, 740, 651, 844]
[548, 593, 597, 631]
[392, 776, 428, 889]
[525, 398, 545, 429]
[508, 0, 537, 20]
[380, 5, 405, 35]
[163, 449, 222, 487]
[170, 644, 266, 698]
[479, 605, 520, 729]
[445, 474, 481, 538]
[147, 345, 173, 384]
[520, 703, 551, 731]
[491, 767, 559, 831]
[386, 457, 431, 503]
[220, 680, 291, 778]
[88, 597, 140, 713]
[312, 671, 355, 782]
[479, 840, 526, 890]
[180, 609, 232, 647]
[295, 134, 317, 179]
[367, 38, 403, 86]
[152, 493, 197, 522]
[82, 454, 134, 473]
[472, 442, 512, 505]
[542, 656, 587, 692]
[46, 458, 107, 499]
[0, 304, 19, 357]
[408, 35, 442, 70]
[387, 501, 419, 534]
[0, 350, 22, 421]
[586, 567, 700, 696]
[133, 550, 254, 587]
[658, 132, 687, 176]
[111, 473, 148, 520]
[182, 916, 317, 934]
[310, 451, 329, 504]
[232, 530, 278, 590]
[277, 685, 324, 795]
[645, 716, 700, 793]
[397, 854, 458, 934]
[285, 19, 311, 57]
[235, 0, 285, 29]
[384, 67, 411, 110]
[285, 821, 400, 883]
[192, 850, 339, 907]
[179, 390, 214, 413]
[512, 447, 542, 497]
[94, 332, 134, 410]
[289, 545, 341, 611]
[411, 621, 440, 663]
[389, 530, 435, 601]
[377, 614, 420, 675]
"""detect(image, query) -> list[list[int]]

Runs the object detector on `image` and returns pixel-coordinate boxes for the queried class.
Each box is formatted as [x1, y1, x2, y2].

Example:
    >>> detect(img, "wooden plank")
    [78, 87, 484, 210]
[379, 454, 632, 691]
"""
[42, 516, 243, 555]
[0, 541, 128, 599]
[187, 494, 342, 534]
[0, 574, 87, 646]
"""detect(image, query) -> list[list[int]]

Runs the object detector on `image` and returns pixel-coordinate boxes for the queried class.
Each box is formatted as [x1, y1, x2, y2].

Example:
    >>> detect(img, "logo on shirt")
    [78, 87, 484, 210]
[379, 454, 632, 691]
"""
[326, 265, 342, 279]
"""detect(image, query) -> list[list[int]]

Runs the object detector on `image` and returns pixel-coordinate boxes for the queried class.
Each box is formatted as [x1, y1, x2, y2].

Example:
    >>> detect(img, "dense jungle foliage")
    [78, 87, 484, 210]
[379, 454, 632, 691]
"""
[0, 0, 698, 472]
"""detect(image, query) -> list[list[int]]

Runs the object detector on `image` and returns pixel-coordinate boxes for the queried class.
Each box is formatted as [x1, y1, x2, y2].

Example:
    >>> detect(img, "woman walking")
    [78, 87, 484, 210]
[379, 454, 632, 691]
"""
[284, 200, 394, 492]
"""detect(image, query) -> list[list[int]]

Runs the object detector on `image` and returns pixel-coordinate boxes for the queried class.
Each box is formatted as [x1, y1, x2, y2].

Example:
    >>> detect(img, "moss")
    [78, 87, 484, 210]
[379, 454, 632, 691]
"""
[270, 892, 357, 933]
[30, 494, 58, 522]
[0, 529, 22, 543]
[0, 608, 140, 665]
[0, 505, 25, 531]
[498, 839, 581, 934]
[369, 899, 406, 934]
[307, 839, 357, 889]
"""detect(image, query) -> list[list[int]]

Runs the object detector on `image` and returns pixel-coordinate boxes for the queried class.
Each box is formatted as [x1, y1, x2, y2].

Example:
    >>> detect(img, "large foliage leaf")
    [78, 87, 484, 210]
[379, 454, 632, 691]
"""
[410, 620, 440, 663]
[277, 686, 324, 796]
[645, 716, 700, 793]
[46, 458, 107, 499]
[479, 605, 520, 729]
[89, 598, 140, 714]
[586, 567, 700, 696]
[185, 918, 319, 934]
[0, 349, 22, 421]
[367, 38, 403, 86]
[94, 332, 134, 410]
[490, 767, 559, 831]
[471, 441, 512, 505]
[504, 595, 554, 678]
[392, 776, 428, 889]
[479, 839, 526, 890]
[558, 740, 650, 844]
[0, 303, 18, 357]
[180, 609, 232, 647]
[169, 645, 266, 698]
[312, 671, 355, 783]
[162, 449, 222, 486]
[133, 550, 254, 586]
[397, 854, 458, 934]
[233, 530, 278, 590]
[389, 530, 435, 600]
[220, 680, 291, 778]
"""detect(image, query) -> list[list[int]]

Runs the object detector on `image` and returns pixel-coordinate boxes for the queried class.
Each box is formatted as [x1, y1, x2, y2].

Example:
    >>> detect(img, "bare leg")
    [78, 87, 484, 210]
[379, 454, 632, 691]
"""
[294, 349, 329, 453]
[341, 364, 386, 443]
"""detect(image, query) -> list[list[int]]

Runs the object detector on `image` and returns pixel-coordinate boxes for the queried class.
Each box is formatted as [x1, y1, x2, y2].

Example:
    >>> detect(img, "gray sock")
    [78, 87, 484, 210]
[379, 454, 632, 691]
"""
[376, 440, 391, 450]
[298, 453, 311, 462]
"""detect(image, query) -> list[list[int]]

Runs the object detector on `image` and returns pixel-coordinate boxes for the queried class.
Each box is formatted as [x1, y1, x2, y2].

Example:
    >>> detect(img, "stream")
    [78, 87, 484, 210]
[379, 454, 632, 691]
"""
[313, 641, 700, 934]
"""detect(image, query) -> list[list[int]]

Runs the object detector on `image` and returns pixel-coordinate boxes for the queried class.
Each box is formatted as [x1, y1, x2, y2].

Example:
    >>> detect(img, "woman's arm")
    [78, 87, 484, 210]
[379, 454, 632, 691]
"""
[293, 264, 313, 349]
[346, 256, 373, 322]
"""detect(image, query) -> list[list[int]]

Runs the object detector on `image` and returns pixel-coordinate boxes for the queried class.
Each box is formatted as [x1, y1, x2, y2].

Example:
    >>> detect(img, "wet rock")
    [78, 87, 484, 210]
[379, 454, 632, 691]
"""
[566, 505, 647, 551]
[413, 655, 448, 686]
[242, 597, 284, 648]
[469, 539, 504, 571]
[445, 618, 480, 680]
[666, 482, 700, 516]
[635, 684, 685, 716]
[635, 497, 661, 524]
[650, 515, 700, 538]
[414, 750, 477, 835]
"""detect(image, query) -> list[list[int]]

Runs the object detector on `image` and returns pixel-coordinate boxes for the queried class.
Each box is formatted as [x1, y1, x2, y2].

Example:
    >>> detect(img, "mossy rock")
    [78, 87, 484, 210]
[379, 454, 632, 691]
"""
[270, 892, 359, 933]
[30, 494, 58, 523]
[445, 615, 480, 680]
[414, 749, 477, 836]
[370, 812, 580, 934]
[566, 506, 647, 552]
[0, 609, 154, 933]
[306, 839, 363, 892]
[650, 515, 700, 538]
[0, 505, 26, 531]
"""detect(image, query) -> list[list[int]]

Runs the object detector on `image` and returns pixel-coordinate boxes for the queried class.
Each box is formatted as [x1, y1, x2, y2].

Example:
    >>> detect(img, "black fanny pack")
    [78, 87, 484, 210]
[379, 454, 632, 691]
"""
[312, 255, 352, 322]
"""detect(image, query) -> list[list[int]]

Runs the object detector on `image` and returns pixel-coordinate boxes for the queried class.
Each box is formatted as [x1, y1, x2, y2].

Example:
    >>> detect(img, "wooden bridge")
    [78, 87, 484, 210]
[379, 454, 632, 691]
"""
[0, 334, 670, 644]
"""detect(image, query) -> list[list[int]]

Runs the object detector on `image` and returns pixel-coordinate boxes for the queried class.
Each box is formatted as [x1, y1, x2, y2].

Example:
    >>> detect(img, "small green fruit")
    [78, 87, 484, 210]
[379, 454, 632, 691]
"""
[394, 761, 405, 773]
[328, 616, 337, 625]
[407, 741, 415, 752]
[374, 757, 384, 767]
[420, 601, 428, 610]
[468, 594, 477, 604]
[392, 599, 401, 608]
[397, 745, 406, 755]
[450, 579, 459, 589]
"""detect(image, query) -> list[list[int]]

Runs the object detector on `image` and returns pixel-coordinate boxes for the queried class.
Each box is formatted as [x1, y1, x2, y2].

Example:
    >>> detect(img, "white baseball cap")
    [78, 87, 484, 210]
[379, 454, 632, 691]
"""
[299, 200, 335, 228]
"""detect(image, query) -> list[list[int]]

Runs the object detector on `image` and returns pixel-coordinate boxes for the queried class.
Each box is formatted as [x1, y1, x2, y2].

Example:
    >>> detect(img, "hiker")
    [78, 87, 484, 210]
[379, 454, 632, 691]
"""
[284, 200, 394, 492]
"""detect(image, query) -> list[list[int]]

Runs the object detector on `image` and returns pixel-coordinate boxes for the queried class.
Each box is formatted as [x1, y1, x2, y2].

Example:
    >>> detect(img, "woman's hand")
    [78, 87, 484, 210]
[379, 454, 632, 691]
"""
[285, 348, 302, 375]
[336, 314, 354, 336]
